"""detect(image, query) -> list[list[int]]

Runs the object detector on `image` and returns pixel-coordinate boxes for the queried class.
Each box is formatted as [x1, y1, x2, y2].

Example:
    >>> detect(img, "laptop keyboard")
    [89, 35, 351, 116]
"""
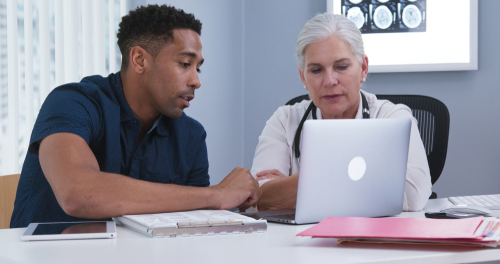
[271, 214, 296, 220]
[448, 194, 500, 210]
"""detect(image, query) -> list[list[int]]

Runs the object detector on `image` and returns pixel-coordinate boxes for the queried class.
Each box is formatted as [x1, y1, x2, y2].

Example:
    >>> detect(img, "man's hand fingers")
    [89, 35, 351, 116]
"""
[248, 188, 261, 205]
[238, 198, 256, 211]
[215, 167, 262, 210]
[238, 204, 251, 212]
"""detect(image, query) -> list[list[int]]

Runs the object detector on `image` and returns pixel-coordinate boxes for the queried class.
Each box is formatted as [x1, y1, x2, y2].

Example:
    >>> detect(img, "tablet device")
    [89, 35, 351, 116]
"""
[21, 221, 116, 241]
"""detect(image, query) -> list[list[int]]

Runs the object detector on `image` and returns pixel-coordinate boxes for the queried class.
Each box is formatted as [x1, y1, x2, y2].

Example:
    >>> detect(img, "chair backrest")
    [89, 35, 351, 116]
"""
[376, 95, 449, 187]
[285, 94, 450, 188]
[0, 174, 20, 229]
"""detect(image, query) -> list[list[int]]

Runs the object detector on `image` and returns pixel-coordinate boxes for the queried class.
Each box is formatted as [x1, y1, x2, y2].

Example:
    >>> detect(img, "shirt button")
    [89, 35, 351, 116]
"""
[169, 179, 175, 184]
[134, 154, 139, 159]
[133, 121, 138, 126]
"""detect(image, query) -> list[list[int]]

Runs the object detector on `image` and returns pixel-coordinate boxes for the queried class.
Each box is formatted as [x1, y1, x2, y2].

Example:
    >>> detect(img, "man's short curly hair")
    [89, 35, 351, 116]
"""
[117, 4, 202, 70]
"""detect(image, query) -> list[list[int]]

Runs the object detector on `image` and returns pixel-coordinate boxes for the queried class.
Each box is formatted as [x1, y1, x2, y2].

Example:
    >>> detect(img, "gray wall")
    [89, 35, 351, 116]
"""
[365, 0, 500, 198]
[243, 0, 500, 198]
[242, 0, 326, 171]
[138, 0, 245, 185]
[134, 0, 500, 198]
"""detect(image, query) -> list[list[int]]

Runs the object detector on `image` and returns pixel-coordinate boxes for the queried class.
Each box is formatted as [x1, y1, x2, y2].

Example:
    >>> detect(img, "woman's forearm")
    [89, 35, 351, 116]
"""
[257, 173, 299, 211]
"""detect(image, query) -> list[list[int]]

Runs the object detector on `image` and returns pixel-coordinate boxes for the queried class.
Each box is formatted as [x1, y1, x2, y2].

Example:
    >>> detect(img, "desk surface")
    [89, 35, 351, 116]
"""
[1, 199, 500, 264]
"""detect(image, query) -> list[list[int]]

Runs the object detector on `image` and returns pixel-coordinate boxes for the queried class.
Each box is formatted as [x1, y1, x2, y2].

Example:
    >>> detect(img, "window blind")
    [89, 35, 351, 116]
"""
[3, 0, 128, 174]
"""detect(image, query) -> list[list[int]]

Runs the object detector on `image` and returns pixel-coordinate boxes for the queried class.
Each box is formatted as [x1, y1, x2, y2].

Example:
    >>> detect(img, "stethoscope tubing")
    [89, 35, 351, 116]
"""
[293, 92, 370, 159]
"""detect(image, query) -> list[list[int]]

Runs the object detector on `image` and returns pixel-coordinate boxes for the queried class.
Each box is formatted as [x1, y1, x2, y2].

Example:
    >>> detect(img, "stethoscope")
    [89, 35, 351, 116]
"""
[293, 92, 371, 159]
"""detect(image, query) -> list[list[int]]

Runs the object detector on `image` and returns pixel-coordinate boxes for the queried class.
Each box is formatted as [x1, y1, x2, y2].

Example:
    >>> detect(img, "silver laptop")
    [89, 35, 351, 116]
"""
[244, 118, 411, 224]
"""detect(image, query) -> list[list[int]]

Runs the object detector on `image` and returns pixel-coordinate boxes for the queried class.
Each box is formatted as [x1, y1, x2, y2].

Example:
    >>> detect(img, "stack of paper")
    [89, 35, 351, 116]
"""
[297, 216, 500, 247]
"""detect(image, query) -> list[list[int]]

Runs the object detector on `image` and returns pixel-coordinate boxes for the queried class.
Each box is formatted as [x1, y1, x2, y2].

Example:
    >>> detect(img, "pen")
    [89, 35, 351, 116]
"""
[482, 220, 494, 236]
[487, 222, 500, 237]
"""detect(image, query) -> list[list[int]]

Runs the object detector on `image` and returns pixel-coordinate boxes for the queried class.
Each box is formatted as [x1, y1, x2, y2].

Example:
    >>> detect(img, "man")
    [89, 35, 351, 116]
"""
[10, 4, 260, 228]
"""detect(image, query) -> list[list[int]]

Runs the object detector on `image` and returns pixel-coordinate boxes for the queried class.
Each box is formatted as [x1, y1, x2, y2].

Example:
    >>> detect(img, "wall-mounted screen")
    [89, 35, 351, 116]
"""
[327, 0, 477, 73]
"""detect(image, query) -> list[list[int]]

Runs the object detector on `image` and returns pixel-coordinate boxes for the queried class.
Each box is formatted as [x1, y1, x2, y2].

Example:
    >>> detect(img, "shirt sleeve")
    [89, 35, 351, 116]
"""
[28, 85, 101, 155]
[251, 107, 293, 181]
[378, 101, 432, 212]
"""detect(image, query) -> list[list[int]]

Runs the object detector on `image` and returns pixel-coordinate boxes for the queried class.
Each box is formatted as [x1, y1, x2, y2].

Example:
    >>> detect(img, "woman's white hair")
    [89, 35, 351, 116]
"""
[296, 13, 365, 69]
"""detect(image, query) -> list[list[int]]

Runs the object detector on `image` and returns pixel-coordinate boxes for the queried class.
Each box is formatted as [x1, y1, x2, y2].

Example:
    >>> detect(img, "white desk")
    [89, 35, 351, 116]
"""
[1, 199, 500, 264]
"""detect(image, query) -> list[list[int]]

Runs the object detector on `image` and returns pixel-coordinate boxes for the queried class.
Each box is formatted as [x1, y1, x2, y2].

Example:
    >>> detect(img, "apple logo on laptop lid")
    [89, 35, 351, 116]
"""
[348, 156, 366, 181]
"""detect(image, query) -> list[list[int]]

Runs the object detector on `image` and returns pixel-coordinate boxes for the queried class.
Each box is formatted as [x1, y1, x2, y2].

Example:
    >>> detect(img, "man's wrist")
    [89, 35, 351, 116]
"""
[206, 185, 222, 210]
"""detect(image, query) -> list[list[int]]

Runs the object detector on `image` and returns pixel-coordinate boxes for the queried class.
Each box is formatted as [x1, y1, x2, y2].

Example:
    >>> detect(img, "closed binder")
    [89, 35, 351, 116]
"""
[113, 210, 267, 238]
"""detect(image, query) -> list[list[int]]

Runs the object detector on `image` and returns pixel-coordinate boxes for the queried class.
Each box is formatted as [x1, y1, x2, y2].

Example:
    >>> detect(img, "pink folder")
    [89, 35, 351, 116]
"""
[297, 217, 485, 240]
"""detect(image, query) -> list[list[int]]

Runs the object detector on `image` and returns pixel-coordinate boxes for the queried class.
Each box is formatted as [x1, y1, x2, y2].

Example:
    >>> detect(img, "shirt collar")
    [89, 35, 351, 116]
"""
[155, 115, 171, 137]
[108, 72, 139, 123]
[148, 116, 171, 137]
[147, 117, 161, 134]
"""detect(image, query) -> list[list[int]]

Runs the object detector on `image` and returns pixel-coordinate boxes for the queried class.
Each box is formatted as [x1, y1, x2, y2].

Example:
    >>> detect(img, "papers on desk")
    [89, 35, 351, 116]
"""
[297, 216, 500, 247]
[113, 210, 267, 238]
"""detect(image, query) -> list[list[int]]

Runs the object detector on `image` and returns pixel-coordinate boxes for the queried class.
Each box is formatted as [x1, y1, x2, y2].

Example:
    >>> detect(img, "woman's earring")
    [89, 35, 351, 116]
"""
[362, 77, 366, 83]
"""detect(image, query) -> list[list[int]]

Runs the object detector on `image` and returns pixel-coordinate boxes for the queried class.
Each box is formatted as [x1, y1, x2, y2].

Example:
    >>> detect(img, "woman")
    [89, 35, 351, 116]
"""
[250, 13, 431, 212]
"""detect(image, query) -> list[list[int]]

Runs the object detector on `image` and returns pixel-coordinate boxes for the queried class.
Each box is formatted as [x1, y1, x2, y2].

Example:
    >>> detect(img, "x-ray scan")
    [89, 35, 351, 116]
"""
[342, 0, 426, 34]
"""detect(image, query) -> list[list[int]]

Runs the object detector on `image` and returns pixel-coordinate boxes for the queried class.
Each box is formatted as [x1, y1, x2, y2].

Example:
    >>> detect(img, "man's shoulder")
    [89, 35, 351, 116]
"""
[48, 74, 118, 105]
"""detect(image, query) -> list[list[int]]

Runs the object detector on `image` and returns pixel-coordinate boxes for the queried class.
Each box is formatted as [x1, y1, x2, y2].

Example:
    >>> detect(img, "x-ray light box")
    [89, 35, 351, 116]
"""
[327, 0, 478, 73]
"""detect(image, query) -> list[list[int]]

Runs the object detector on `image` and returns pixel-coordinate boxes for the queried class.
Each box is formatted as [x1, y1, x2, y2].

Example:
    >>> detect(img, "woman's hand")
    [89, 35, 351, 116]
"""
[256, 169, 287, 182]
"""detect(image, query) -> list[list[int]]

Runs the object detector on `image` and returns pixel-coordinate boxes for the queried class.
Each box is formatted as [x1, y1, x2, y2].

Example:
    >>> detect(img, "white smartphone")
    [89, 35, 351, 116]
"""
[21, 221, 117, 241]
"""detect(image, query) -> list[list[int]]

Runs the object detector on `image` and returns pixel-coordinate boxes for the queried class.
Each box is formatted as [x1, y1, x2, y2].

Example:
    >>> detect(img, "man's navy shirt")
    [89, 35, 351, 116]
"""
[11, 72, 210, 228]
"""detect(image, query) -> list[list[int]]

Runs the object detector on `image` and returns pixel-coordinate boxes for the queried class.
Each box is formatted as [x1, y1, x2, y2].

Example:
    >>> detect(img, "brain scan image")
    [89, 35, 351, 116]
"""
[373, 5, 392, 29]
[402, 4, 422, 29]
[341, 0, 426, 34]
[347, 7, 365, 29]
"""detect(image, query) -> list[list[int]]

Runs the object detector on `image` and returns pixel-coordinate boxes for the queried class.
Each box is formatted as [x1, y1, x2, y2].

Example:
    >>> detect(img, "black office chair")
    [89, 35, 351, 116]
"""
[285, 94, 450, 199]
